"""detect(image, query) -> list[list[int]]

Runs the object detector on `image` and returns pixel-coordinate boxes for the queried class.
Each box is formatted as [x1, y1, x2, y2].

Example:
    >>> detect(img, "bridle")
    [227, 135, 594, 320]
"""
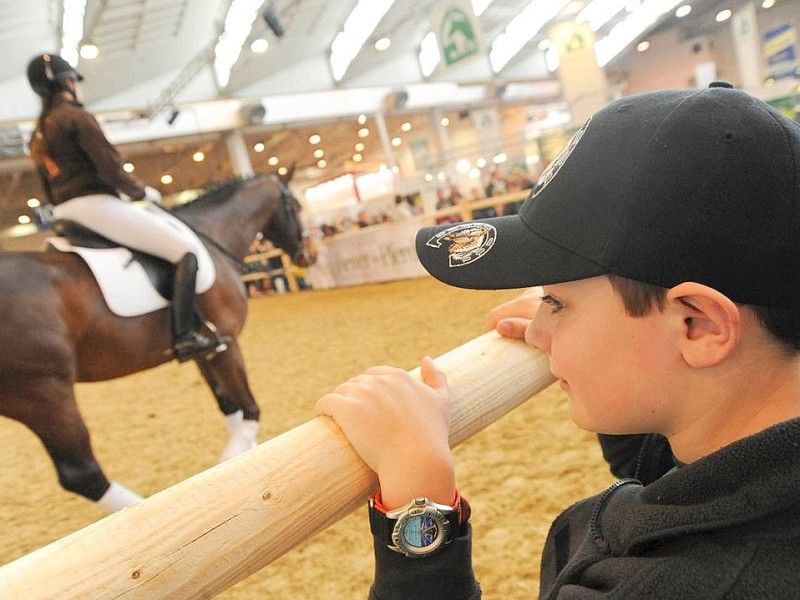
[166, 175, 310, 271]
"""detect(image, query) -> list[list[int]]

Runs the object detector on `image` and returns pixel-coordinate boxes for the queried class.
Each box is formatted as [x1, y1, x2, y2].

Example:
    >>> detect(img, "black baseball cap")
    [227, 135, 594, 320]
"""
[415, 82, 800, 308]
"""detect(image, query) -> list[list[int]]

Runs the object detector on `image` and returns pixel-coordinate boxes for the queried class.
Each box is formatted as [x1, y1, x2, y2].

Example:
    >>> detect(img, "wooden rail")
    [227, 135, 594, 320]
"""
[0, 331, 554, 598]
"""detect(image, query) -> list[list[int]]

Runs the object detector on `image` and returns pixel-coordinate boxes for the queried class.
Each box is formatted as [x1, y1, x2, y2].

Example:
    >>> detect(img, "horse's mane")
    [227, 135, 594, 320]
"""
[172, 175, 271, 214]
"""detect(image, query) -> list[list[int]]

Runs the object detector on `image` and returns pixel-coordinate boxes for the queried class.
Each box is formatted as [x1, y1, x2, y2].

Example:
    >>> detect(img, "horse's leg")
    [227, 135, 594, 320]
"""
[193, 342, 261, 462]
[8, 379, 143, 512]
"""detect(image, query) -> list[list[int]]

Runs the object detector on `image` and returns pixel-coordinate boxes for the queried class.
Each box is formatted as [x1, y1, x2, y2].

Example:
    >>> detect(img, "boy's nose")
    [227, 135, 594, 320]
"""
[526, 310, 551, 353]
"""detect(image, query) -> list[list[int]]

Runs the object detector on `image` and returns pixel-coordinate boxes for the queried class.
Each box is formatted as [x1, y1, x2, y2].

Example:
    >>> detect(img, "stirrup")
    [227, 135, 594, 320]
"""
[173, 330, 231, 363]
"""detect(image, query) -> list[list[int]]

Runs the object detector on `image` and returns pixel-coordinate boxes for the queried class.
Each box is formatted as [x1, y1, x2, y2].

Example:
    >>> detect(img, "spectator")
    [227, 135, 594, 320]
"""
[316, 84, 800, 598]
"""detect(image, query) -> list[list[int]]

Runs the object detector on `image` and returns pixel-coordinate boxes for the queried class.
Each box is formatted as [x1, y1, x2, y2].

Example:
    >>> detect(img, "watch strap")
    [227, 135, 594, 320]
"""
[368, 491, 469, 556]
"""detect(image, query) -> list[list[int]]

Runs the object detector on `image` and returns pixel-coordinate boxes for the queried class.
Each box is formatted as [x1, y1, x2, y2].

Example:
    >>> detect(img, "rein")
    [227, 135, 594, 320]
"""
[156, 204, 244, 270]
[163, 175, 298, 273]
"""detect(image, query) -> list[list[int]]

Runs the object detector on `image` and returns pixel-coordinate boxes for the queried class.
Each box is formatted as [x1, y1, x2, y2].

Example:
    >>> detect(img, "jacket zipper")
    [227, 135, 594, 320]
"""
[589, 478, 639, 552]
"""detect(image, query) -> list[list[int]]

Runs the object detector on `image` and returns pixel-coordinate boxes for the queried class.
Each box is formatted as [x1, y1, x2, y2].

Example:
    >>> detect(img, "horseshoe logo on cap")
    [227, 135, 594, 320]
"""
[426, 223, 497, 267]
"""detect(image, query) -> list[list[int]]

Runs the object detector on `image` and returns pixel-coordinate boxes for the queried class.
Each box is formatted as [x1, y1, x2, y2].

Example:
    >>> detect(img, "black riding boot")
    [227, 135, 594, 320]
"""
[171, 253, 229, 362]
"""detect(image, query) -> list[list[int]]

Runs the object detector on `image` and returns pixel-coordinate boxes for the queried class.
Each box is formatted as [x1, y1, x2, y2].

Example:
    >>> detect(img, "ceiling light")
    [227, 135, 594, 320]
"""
[374, 37, 391, 51]
[594, 0, 683, 67]
[424, 173, 434, 182]
[636, 40, 651, 51]
[317, 159, 328, 168]
[400, 121, 412, 132]
[278, 166, 288, 175]
[79, 41, 98, 60]
[253, 142, 265, 152]
[214, 0, 263, 88]
[161, 174, 173, 185]
[353, 153, 363, 162]
[419, 31, 440, 77]
[577, 0, 627, 31]
[355, 142, 366, 151]
[268, 156, 279, 166]
[545, 46, 560, 72]
[123, 162, 135, 173]
[715, 9, 732, 21]
[391, 137, 402, 146]
[358, 113, 368, 124]
[330, 0, 397, 81]
[309, 134, 321, 144]
[313, 148, 325, 158]
[358, 127, 370, 138]
[18, 215, 31, 225]
[192, 151, 205, 162]
[250, 38, 269, 53]
[440, 117, 450, 127]
[675, 4, 692, 17]
[564, 1, 585, 16]
[27, 198, 40, 208]
[762, 0, 775, 7]
[60, 0, 87, 66]
[489, 0, 572, 73]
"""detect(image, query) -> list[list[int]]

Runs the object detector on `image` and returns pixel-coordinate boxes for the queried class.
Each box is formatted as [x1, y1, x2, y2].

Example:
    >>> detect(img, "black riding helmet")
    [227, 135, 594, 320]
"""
[27, 53, 83, 97]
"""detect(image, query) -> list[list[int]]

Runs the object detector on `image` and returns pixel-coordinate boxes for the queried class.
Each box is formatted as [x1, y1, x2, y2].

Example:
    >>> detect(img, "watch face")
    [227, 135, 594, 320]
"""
[392, 505, 450, 557]
[400, 514, 439, 548]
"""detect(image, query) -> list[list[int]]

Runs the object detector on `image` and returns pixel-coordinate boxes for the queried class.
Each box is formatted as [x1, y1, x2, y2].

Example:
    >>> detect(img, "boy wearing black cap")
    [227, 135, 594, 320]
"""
[315, 83, 800, 598]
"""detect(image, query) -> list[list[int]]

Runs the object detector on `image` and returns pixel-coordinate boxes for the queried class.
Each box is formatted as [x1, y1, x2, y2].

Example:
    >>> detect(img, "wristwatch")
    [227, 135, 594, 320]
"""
[368, 493, 464, 558]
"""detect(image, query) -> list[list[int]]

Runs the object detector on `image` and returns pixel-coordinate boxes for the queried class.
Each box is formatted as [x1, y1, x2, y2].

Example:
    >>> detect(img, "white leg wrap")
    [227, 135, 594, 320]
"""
[218, 418, 260, 463]
[97, 482, 144, 513]
[223, 410, 244, 435]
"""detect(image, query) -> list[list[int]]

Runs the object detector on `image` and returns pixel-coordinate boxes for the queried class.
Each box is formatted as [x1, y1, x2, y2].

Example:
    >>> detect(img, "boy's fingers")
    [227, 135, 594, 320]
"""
[495, 317, 531, 340]
[420, 356, 448, 393]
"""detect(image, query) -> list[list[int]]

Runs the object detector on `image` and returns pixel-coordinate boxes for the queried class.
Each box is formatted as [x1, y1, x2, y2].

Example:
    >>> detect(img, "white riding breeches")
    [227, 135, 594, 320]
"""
[53, 194, 204, 264]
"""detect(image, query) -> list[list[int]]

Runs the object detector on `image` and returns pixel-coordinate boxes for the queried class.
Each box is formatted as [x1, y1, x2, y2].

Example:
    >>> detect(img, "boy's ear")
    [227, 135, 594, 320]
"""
[666, 282, 741, 368]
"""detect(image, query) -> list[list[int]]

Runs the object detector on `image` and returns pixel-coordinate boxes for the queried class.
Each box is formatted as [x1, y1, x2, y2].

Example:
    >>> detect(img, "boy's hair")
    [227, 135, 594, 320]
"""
[608, 275, 800, 355]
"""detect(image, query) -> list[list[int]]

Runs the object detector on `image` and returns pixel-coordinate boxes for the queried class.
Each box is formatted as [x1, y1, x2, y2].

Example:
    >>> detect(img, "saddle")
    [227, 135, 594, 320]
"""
[53, 219, 173, 298]
[45, 218, 216, 318]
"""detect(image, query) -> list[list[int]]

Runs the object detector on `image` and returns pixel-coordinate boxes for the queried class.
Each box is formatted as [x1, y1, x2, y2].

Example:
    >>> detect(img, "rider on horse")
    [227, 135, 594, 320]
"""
[26, 53, 230, 362]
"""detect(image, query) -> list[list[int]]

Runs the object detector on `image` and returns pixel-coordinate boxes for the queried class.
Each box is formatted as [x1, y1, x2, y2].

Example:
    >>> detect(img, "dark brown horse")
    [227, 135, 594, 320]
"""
[0, 174, 314, 511]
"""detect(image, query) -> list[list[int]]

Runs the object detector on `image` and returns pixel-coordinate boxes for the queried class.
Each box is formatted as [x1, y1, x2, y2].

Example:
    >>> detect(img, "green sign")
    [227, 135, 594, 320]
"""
[440, 6, 479, 67]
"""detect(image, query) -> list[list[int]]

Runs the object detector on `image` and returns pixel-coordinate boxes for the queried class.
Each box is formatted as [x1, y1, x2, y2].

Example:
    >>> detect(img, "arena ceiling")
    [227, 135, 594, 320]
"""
[0, 0, 769, 231]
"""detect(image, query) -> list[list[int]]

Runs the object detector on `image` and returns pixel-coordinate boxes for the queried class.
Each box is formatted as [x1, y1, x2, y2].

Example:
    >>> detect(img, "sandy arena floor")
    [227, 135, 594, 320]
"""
[0, 276, 614, 599]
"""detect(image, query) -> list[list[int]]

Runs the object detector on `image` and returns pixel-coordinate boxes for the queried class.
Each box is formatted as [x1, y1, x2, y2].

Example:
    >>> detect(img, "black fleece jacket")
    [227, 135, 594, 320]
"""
[369, 418, 800, 599]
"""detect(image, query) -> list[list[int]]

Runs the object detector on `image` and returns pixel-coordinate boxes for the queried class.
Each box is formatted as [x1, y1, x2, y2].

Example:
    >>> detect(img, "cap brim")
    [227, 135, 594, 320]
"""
[415, 214, 605, 290]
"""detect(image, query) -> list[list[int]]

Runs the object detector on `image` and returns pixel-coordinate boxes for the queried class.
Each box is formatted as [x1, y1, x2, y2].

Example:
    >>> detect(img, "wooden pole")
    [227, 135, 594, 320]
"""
[0, 331, 554, 599]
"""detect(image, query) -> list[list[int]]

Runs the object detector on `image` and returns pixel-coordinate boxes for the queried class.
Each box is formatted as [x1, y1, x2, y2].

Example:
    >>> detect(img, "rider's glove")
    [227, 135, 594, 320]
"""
[142, 186, 163, 204]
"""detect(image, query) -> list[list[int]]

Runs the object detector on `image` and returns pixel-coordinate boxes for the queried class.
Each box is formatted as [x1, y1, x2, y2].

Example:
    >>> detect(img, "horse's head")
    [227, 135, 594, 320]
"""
[263, 180, 317, 268]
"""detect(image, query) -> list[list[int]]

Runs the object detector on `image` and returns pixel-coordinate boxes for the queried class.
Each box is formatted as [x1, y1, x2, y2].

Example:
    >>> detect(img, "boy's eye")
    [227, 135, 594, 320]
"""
[541, 294, 565, 313]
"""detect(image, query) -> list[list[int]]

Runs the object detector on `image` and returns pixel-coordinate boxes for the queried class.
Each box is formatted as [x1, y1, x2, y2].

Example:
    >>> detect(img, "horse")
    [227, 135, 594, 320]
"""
[0, 174, 315, 512]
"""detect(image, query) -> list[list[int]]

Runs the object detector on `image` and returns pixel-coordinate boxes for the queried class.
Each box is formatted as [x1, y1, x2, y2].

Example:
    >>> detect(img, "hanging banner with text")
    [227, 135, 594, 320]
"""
[430, 0, 485, 72]
[306, 218, 429, 289]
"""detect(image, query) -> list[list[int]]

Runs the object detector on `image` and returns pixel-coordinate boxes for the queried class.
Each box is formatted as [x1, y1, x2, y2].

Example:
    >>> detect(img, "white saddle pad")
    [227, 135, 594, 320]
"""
[46, 234, 216, 318]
